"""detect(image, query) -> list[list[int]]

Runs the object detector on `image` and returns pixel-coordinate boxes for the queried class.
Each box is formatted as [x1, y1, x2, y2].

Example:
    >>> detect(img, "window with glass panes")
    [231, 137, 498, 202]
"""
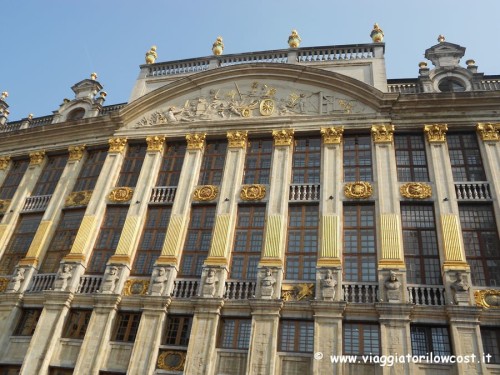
[62, 309, 92, 339]
[112, 312, 141, 342]
[117, 144, 147, 187]
[343, 205, 376, 282]
[132, 206, 172, 275]
[279, 320, 314, 353]
[88, 206, 128, 274]
[481, 327, 500, 364]
[285, 205, 318, 281]
[243, 138, 273, 185]
[292, 137, 321, 183]
[343, 323, 380, 356]
[73, 148, 107, 192]
[13, 309, 42, 336]
[343, 135, 372, 182]
[218, 318, 252, 350]
[198, 141, 227, 186]
[0, 365, 21, 375]
[231, 205, 265, 280]
[32, 154, 68, 196]
[179, 206, 215, 277]
[0, 159, 29, 200]
[40, 209, 85, 273]
[163, 315, 193, 346]
[411, 325, 451, 356]
[156, 142, 186, 187]
[459, 204, 500, 286]
[401, 204, 441, 285]
[394, 134, 429, 181]
[447, 133, 486, 181]
[0, 213, 43, 275]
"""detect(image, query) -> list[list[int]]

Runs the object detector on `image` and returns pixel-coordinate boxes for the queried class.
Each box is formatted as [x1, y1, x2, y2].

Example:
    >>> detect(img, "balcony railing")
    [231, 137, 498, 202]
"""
[150, 186, 177, 204]
[343, 282, 379, 303]
[76, 275, 103, 294]
[172, 278, 199, 298]
[407, 284, 446, 306]
[27, 273, 56, 293]
[454, 182, 492, 200]
[147, 59, 210, 77]
[22, 195, 52, 212]
[224, 280, 256, 300]
[297, 45, 375, 62]
[387, 83, 421, 94]
[289, 184, 320, 202]
[220, 51, 288, 66]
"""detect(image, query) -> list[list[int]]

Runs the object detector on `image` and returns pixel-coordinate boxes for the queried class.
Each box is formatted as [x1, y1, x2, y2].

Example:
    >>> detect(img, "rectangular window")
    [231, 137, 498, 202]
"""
[244, 138, 273, 185]
[40, 209, 85, 273]
[163, 315, 193, 346]
[231, 206, 265, 280]
[459, 204, 500, 286]
[0, 365, 21, 375]
[394, 134, 429, 182]
[112, 312, 141, 342]
[0, 159, 29, 200]
[402, 204, 441, 285]
[179, 206, 216, 277]
[156, 142, 186, 187]
[218, 318, 251, 350]
[13, 309, 42, 336]
[279, 320, 314, 353]
[132, 206, 172, 275]
[73, 148, 107, 192]
[48, 368, 74, 375]
[447, 133, 486, 181]
[292, 138, 321, 184]
[343, 205, 376, 282]
[0, 213, 43, 275]
[411, 325, 451, 356]
[117, 144, 147, 187]
[62, 309, 92, 339]
[343, 135, 372, 182]
[88, 206, 128, 274]
[343, 322, 380, 356]
[481, 327, 500, 364]
[32, 154, 68, 196]
[198, 141, 227, 186]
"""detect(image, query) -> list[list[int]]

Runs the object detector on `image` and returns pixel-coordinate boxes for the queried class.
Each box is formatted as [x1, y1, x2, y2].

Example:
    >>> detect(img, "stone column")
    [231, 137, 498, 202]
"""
[127, 296, 171, 374]
[20, 292, 73, 375]
[311, 301, 346, 374]
[316, 127, 343, 301]
[246, 299, 282, 375]
[256, 129, 293, 298]
[202, 131, 247, 297]
[184, 298, 224, 375]
[73, 295, 121, 375]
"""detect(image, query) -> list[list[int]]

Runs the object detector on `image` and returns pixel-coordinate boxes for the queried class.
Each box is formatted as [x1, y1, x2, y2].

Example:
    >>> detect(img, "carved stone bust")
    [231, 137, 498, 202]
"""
[321, 269, 337, 301]
[384, 271, 402, 303]
[150, 267, 168, 296]
[101, 266, 120, 294]
[260, 268, 276, 299]
[202, 268, 218, 298]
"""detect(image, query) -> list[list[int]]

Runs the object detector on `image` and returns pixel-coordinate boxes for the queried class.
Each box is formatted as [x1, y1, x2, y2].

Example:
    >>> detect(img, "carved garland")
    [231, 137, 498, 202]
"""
[240, 184, 266, 201]
[272, 129, 294, 146]
[476, 123, 500, 141]
[186, 133, 206, 150]
[108, 187, 134, 202]
[424, 124, 448, 143]
[193, 185, 218, 201]
[146, 135, 166, 152]
[474, 289, 500, 308]
[123, 279, 150, 296]
[65, 191, 93, 207]
[400, 183, 432, 199]
[0, 156, 11, 170]
[344, 182, 373, 199]
[227, 130, 248, 148]
[68, 145, 86, 161]
[321, 126, 344, 144]
[29, 151, 45, 165]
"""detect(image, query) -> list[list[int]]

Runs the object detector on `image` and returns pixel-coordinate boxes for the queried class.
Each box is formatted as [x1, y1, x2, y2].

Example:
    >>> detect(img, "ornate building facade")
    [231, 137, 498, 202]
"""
[0, 29, 499, 375]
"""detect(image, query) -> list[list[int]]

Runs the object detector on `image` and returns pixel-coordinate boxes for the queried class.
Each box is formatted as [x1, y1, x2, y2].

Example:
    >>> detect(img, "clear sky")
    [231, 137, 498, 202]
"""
[2, 0, 500, 121]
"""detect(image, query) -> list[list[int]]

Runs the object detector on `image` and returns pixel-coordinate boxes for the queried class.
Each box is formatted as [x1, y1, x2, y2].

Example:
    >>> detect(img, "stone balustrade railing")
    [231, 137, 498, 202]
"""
[454, 182, 492, 200]
[147, 59, 210, 77]
[22, 195, 52, 212]
[297, 45, 376, 62]
[223, 280, 256, 300]
[342, 282, 379, 303]
[289, 184, 320, 202]
[387, 83, 421, 94]
[171, 278, 199, 298]
[473, 79, 500, 91]
[27, 273, 57, 293]
[219, 51, 288, 67]
[77, 275, 103, 294]
[407, 284, 446, 306]
[150, 186, 177, 204]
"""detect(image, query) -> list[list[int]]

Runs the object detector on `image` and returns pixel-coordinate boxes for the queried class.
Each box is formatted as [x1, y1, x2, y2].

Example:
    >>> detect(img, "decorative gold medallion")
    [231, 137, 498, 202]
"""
[227, 131, 248, 148]
[157, 350, 186, 371]
[108, 138, 127, 153]
[371, 124, 394, 143]
[260, 99, 275, 116]
[281, 283, 314, 301]
[476, 123, 500, 141]
[400, 183, 432, 199]
[475, 290, 500, 308]
[123, 279, 150, 296]
[108, 187, 134, 202]
[240, 184, 266, 201]
[0, 156, 11, 170]
[272, 129, 294, 146]
[193, 185, 218, 201]
[186, 133, 206, 150]
[321, 126, 344, 144]
[344, 182, 373, 199]
[424, 124, 448, 143]
[146, 135, 166, 152]
[29, 151, 45, 165]
[65, 191, 92, 207]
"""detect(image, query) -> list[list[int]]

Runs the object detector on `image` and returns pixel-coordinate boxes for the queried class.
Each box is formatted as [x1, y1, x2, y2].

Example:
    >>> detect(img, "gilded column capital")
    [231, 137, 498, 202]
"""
[0, 156, 11, 170]
[68, 145, 86, 161]
[108, 137, 128, 153]
[186, 133, 206, 150]
[321, 126, 344, 144]
[227, 131, 248, 148]
[146, 135, 166, 152]
[371, 124, 394, 143]
[424, 124, 448, 143]
[476, 123, 500, 141]
[29, 151, 46, 165]
[272, 129, 294, 146]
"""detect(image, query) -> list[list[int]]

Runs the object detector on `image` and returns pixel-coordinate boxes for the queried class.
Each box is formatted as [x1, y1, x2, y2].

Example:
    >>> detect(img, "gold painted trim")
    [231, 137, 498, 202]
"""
[69, 216, 96, 254]
[29, 151, 45, 165]
[380, 214, 402, 260]
[115, 216, 139, 255]
[272, 129, 294, 146]
[157, 350, 186, 371]
[442, 261, 470, 270]
[108, 254, 131, 264]
[0, 277, 10, 292]
[25, 221, 52, 258]
[155, 255, 178, 265]
[400, 183, 432, 199]
[108, 138, 127, 153]
[123, 279, 150, 296]
[146, 135, 166, 152]
[68, 145, 86, 161]
[227, 131, 248, 148]
[320, 215, 339, 258]
[281, 283, 314, 301]
[161, 216, 184, 257]
[259, 258, 283, 267]
[240, 184, 266, 201]
[186, 133, 206, 150]
[108, 187, 134, 202]
[65, 190, 92, 207]
[316, 258, 342, 267]
[204, 256, 229, 266]
[62, 253, 86, 263]
[371, 124, 394, 143]
[209, 215, 230, 258]
[321, 126, 344, 144]
[0, 156, 11, 170]
[0, 199, 11, 213]
[475, 290, 500, 308]
[18, 257, 38, 267]
[424, 124, 448, 143]
[262, 215, 283, 258]
[193, 185, 218, 201]
[344, 182, 373, 199]
[476, 123, 500, 141]
[441, 214, 465, 262]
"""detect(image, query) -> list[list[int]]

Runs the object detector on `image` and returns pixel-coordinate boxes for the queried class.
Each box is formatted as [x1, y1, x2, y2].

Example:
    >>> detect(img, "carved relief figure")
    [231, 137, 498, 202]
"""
[260, 268, 276, 299]
[101, 266, 120, 294]
[384, 271, 402, 303]
[54, 264, 73, 291]
[321, 269, 337, 300]
[6, 267, 25, 293]
[450, 271, 470, 305]
[150, 267, 168, 296]
[202, 268, 218, 297]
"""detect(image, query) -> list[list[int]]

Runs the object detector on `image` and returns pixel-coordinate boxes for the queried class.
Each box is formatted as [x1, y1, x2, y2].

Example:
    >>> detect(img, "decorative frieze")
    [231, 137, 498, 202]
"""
[227, 130, 248, 148]
[108, 187, 134, 202]
[476, 123, 500, 141]
[146, 135, 166, 152]
[108, 137, 127, 153]
[0, 156, 10, 170]
[29, 151, 45, 165]
[424, 124, 448, 143]
[371, 124, 394, 143]
[240, 184, 266, 201]
[193, 185, 218, 201]
[320, 126, 344, 144]
[344, 181, 373, 199]
[186, 133, 206, 150]
[400, 182, 432, 199]
[65, 191, 93, 207]
[272, 129, 294, 146]
[123, 279, 150, 296]
[68, 145, 86, 161]
[474, 289, 500, 308]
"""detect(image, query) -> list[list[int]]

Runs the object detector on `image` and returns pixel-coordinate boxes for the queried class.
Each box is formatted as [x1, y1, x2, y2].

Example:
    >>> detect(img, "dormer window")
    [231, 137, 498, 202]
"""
[67, 108, 85, 121]
[438, 78, 466, 92]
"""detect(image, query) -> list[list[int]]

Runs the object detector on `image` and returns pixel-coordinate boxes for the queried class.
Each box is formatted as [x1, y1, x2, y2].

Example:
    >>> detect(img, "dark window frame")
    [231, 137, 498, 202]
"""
[198, 141, 227, 186]
[0, 158, 29, 200]
[163, 315, 193, 347]
[117, 143, 147, 188]
[13, 308, 43, 336]
[279, 319, 314, 353]
[32, 154, 68, 196]
[292, 137, 321, 184]
[410, 325, 452, 356]
[394, 134, 430, 182]
[343, 134, 372, 182]
[156, 142, 186, 187]
[243, 138, 273, 185]
[218, 317, 252, 350]
[343, 322, 380, 356]
[62, 309, 92, 340]
[112, 312, 141, 343]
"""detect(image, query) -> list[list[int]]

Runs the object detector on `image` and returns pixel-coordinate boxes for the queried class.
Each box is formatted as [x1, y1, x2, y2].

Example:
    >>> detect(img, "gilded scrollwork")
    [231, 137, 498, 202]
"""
[474, 289, 500, 308]
[240, 185, 266, 201]
[400, 183, 432, 199]
[146, 135, 166, 152]
[476, 123, 500, 141]
[65, 191, 93, 207]
[29, 151, 45, 165]
[193, 185, 218, 201]
[68, 145, 86, 161]
[108, 137, 127, 153]
[321, 126, 344, 144]
[186, 133, 206, 150]
[108, 187, 134, 202]
[227, 131, 248, 148]
[157, 350, 186, 371]
[123, 279, 150, 296]
[0, 156, 11, 170]
[371, 124, 394, 143]
[424, 124, 448, 143]
[281, 283, 314, 301]
[344, 182, 373, 199]
[272, 129, 294, 146]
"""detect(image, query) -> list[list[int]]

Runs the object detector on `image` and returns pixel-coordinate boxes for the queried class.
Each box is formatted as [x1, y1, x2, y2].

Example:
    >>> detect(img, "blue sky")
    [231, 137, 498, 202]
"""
[2, 0, 500, 121]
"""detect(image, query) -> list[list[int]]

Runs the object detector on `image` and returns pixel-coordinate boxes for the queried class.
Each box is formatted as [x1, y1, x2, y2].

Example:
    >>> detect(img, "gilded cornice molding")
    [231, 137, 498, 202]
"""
[321, 126, 344, 144]
[108, 187, 134, 202]
[68, 145, 86, 161]
[424, 124, 448, 143]
[476, 123, 500, 142]
[344, 181, 373, 199]
[227, 130, 248, 148]
[108, 137, 127, 153]
[193, 185, 218, 201]
[400, 183, 432, 199]
[240, 184, 266, 201]
[371, 124, 394, 143]
[29, 151, 46, 165]
[146, 135, 166, 152]
[0, 156, 11, 170]
[272, 129, 294, 146]
[186, 133, 206, 150]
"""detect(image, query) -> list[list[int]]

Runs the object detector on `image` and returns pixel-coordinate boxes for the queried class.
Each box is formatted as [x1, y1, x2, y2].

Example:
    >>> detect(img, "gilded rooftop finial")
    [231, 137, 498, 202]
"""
[212, 36, 224, 56]
[1, 92, 8, 101]
[288, 29, 301, 48]
[145, 45, 158, 64]
[438, 34, 445, 43]
[370, 23, 384, 43]
[90, 72, 98, 80]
